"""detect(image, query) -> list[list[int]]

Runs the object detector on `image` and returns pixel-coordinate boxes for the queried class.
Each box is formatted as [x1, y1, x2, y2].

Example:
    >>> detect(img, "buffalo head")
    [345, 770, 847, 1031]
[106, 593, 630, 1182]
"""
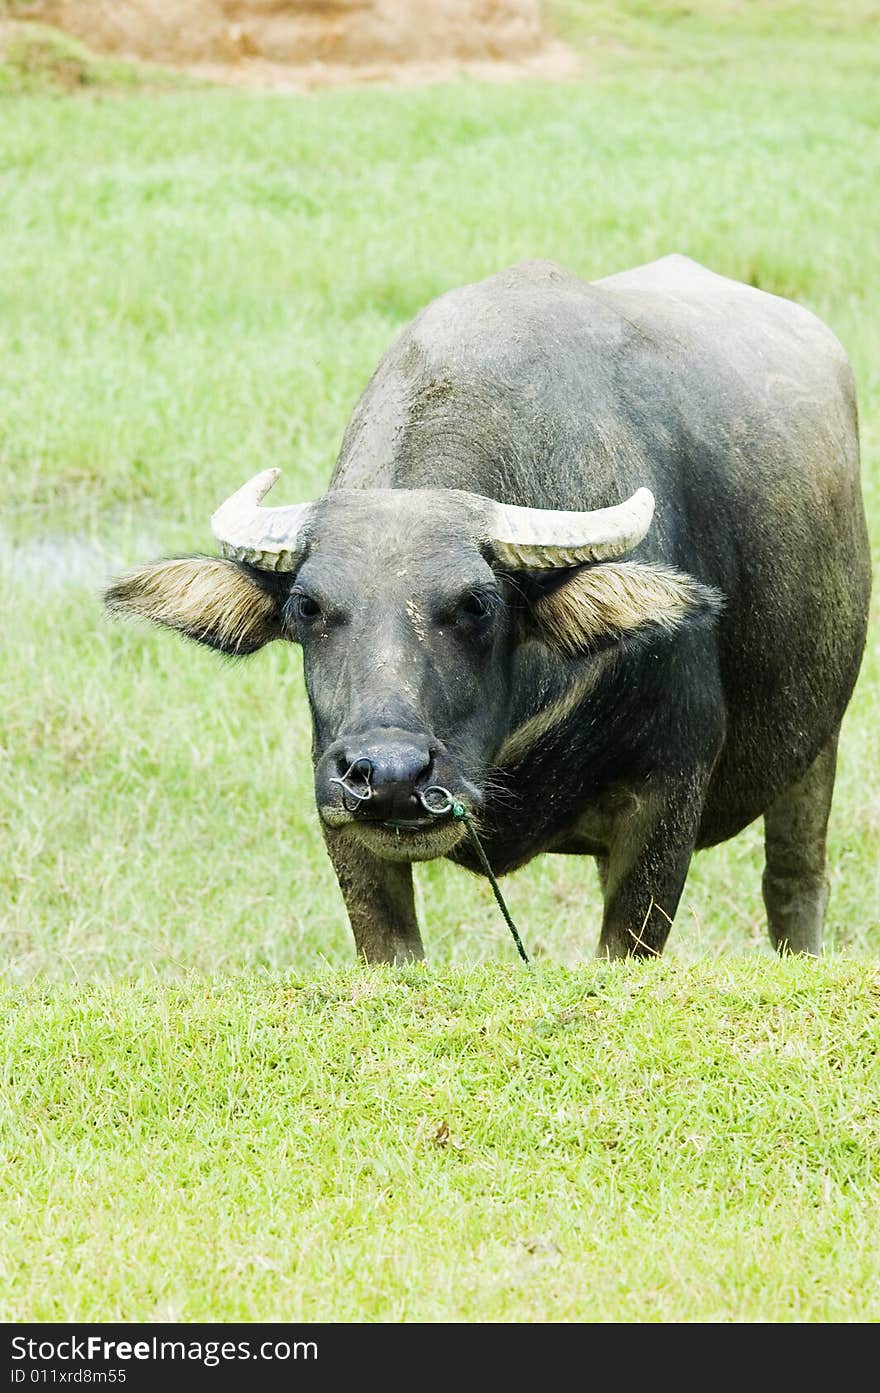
[105, 471, 717, 863]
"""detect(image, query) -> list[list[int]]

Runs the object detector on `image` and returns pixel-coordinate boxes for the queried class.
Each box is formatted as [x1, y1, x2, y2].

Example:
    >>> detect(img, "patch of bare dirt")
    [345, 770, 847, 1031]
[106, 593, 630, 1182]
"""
[8, 1, 580, 90]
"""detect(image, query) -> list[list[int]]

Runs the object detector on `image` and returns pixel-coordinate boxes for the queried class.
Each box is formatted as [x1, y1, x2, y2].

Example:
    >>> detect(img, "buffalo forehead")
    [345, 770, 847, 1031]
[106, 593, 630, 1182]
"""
[300, 490, 492, 597]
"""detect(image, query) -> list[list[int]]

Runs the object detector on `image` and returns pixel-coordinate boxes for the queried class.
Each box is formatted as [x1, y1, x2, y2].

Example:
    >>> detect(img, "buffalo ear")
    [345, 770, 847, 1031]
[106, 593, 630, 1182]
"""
[529, 561, 723, 657]
[103, 555, 288, 655]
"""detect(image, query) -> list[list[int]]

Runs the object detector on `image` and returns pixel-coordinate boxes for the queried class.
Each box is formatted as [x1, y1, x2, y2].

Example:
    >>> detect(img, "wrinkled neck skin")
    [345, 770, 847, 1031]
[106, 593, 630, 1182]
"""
[293, 491, 518, 863]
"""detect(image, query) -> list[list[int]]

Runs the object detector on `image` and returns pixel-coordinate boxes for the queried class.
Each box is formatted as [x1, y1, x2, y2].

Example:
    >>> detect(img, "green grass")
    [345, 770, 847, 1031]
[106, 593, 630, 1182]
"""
[1, 0, 880, 1321]
[3, 959, 880, 1321]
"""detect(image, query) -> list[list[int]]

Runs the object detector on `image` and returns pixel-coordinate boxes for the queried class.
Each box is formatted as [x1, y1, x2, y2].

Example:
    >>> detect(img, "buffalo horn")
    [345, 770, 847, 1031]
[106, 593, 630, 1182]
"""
[210, 469, 313, 571]
[484, 487, 655, 569]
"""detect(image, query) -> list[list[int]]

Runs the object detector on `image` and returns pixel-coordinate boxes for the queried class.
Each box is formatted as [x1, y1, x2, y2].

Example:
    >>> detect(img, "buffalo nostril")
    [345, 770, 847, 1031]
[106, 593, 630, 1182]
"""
[331, 755, 374, 806]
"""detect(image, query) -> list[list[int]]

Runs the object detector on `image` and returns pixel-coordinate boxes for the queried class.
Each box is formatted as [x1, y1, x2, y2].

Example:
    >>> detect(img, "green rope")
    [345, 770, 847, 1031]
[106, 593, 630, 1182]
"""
[448, 800, 530, 965]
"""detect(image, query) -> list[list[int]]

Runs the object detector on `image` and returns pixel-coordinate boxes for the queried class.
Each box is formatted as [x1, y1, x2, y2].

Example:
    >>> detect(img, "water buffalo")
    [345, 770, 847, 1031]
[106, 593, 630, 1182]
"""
[105, 256, 871, 963]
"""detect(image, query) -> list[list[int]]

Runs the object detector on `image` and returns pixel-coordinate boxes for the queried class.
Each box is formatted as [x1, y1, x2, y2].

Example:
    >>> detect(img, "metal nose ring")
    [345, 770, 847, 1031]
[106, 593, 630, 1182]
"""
[418, 785, 455, 817]
[330, 759, 374, 806]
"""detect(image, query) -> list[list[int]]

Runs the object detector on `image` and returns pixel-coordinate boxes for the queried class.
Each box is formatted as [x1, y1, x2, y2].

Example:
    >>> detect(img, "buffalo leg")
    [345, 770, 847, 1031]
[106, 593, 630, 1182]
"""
[322, 829, 425, 965]
[762, 732, 838, 956]
[597, 784, 703, 959]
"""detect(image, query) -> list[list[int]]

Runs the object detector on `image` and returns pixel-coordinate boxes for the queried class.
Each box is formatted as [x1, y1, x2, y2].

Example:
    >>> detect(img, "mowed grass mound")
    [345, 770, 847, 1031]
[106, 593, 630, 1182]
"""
[1, 0, 879, 1321]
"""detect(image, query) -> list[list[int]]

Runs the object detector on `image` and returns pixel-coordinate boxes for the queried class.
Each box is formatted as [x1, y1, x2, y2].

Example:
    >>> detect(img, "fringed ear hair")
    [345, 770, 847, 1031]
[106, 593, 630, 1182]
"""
[104, 556, 287, 655]
[531, 561, 723, 657]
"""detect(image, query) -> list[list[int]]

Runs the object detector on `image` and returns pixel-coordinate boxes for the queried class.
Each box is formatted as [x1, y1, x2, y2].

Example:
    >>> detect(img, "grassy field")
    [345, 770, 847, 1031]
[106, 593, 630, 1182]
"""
[4, 959, 880, 1322]
[1, 1, 879, 1321]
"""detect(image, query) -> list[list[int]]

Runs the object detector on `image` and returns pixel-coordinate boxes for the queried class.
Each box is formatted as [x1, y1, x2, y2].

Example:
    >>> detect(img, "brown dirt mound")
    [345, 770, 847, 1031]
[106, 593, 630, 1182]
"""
[9, 1, 579, 89]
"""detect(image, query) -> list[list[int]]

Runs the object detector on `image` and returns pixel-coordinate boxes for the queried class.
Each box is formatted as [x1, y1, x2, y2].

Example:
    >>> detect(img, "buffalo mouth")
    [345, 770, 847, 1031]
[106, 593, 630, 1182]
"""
[319, 779, 478, 862]
[323, 811, 467, 863]
[377, 815, 440, 832]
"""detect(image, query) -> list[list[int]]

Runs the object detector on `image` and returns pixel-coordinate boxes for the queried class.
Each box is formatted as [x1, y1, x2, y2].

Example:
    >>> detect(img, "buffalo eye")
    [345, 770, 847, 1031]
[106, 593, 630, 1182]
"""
[456, 587, 499, 626]
[289, 588, 323, 624]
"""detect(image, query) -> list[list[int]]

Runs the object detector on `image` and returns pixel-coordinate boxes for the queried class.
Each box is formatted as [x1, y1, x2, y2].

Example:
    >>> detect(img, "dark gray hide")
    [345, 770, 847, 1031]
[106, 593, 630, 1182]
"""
[106, 257, 871, 963]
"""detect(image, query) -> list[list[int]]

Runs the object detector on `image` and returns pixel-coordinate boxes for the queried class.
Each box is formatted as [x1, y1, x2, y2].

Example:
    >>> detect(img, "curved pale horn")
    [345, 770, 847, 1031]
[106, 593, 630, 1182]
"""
[210, 469, 313, 572]
[485, 487, 655, 569]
